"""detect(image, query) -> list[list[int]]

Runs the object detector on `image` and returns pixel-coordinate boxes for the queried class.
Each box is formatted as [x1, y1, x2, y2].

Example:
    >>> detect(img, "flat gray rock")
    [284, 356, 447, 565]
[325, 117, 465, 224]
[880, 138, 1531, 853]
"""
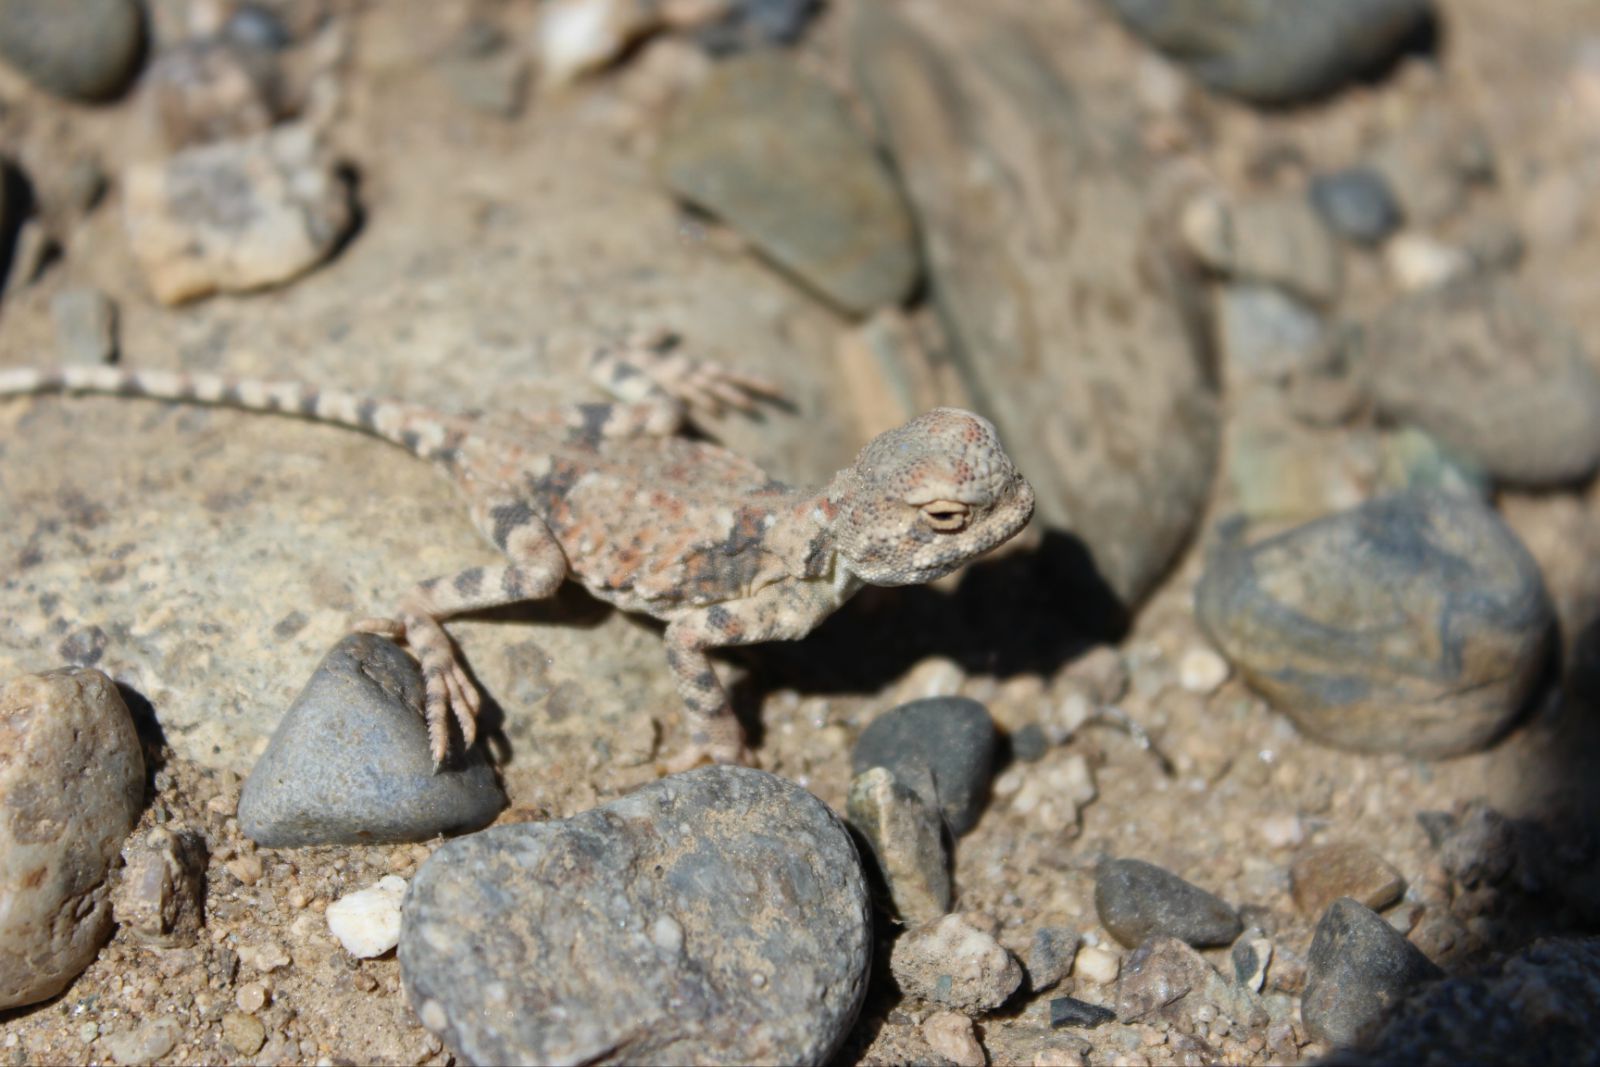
[852, 696, 997, 836]
[1095, 858, 1243, 949]
[1357, 278, 1600, 486]
[1, 668, 144, 1010]
[658, 52, 919, 316]
[1197, 491, 1554, 757]
[1302, 897, 1442, 1048]
[238, 633, 504, 847]
[399, 766, 871, 1066]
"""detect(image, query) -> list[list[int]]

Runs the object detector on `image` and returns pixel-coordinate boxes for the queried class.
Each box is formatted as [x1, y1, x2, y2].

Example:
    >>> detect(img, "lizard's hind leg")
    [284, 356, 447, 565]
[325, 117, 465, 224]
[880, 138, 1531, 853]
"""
[586, 330, 782, 423]
[358, 493, 568, 767]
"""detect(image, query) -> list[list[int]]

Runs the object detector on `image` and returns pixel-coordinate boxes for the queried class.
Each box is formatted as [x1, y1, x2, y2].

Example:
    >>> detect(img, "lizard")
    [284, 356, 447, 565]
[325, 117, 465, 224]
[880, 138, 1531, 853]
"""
[0, 335, 1036, 770]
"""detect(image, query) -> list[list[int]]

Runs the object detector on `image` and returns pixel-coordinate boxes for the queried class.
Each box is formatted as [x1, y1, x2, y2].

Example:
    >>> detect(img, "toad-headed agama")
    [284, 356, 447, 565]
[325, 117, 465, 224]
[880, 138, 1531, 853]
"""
[0, 336, 1035, 770]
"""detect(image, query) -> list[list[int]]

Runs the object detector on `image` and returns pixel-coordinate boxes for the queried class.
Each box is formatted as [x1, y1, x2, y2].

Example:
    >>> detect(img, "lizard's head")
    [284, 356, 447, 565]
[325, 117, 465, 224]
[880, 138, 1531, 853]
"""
[823, 408, 1035, 586]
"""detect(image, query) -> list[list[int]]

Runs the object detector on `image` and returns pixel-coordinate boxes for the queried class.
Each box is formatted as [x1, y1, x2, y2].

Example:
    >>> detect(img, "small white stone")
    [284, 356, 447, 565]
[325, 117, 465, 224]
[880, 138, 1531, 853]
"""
[326, 875, 408, 958]
[1257, 813, 1306, 850]
[1178, 647, 1231, 695]
[1385, 232, 1472, 291]
[650, 914, 684, 954]
[1073, 944, 1120, 985]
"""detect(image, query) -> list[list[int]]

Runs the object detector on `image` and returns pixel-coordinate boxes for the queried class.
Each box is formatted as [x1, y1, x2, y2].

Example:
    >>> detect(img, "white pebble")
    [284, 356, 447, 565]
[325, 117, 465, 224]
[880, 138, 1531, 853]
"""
[1257, 813, 1306, 849]
[1385, 232, 1472, 291]
[326, 875, 407, 958]
[1074, 944, 1120, 985]
[1178, 647, 1231, 694]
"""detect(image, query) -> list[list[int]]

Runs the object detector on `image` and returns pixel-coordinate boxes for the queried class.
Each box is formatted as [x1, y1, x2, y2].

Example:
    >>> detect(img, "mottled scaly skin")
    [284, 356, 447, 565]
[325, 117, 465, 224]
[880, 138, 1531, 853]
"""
[0, 338, 1035, 768]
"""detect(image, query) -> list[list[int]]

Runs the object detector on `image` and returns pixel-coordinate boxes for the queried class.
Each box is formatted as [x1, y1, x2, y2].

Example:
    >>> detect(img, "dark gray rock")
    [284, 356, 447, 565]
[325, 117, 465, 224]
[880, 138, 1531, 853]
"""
[223, 2, 292, 51]
[237, 633, 504, 847]
[1357, 279, 1600, 486]
[399, 766, 870, 1066]
[0, 0, 145, 101]
[852, 697, 998, 836]
[846, 766, 951, 925]
[1051, 996, 1115, 1029]
[1196, 491, 1554, 757]
[851, 1, 1218, 607]
[1218, 283, 1324, 385]
[1095, 858, 1243, 949]
[658, 52, 919, 316]
[1310, 167, 1403, 246]
[1, 668, 144, 1010]
[698, 0, 823, 53]
[1302, 897, 1443, 1048]
[1347, 936, 1600, 1064]
[1026, 926, 1081, 992]
[1101, 0, 1433, 105]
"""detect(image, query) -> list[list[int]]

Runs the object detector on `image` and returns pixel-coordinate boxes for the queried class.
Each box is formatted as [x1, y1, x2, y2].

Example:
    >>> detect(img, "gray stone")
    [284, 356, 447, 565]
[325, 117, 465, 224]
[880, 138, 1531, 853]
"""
[440, 22, 528, 118]
[101, 1017, 183, 1066]
[237, 633, 504, 847]
[400, 766, 870, 1066]
[111, 827, 207, 946]
[658, 52, 919, 316]
[852, 696, 997, 836]
[1289, 843, 1405, 918]
[0, 668, 144, 1010]
[1050, 996, 1114, 1028]
[0, 0, 145, 102]
[1231, 933, 1272, 992]
[1357, 279, 1600, 486]
[1095, 858, 1243, 949]
[851, 2, 1218, 607]
[122, 122, 354, 305]
[50, 286, 118, 365]
[846, 766, 951, 926]
[888, 912, 1024, 1013]
[1115, 936, 1267, 1029]
[223, 3, 293, 51]
[1181, 193, 1343, 306]
[1218, 283, 1323, 385]
[1026, 926, 1080, 993]
[697, 0, 822, 53]
[1302, 897, 1443, 1048]
[1197, 491, 1553, 757]
[1101, 0, 1434, 105]
[1310, 167, 1403, 246]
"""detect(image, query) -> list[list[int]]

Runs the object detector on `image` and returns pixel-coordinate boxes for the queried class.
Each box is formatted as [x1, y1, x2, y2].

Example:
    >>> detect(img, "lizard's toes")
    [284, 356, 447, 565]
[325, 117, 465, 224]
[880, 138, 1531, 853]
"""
[354, 616, 406, 639]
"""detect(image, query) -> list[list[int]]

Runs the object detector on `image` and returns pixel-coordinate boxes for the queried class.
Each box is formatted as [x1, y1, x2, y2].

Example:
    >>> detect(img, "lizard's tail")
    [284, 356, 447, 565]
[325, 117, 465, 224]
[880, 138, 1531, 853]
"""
[0, 365, 465, 462]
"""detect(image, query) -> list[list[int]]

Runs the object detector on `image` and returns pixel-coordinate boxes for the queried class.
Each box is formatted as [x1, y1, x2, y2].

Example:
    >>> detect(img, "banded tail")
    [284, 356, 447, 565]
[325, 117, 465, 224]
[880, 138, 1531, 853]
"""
[0, 365, 464, 462]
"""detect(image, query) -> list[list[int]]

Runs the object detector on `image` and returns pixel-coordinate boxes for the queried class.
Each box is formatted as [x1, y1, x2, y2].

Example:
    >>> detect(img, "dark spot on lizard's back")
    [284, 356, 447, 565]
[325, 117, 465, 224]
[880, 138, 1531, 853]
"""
[707, 605, 732, 631]
[720, 507, 768, 557]
[355, 398, 379, 430]
[454, 566, 486, 595]
[220, 382, 243, 405]
[527, 457, 581, 505]
[400, 429, 422, 453]
[571, 402, 612, 448]
[801, 532, 832, 578]
[489, 503, 535, 550]
[298, 390, 321, 416]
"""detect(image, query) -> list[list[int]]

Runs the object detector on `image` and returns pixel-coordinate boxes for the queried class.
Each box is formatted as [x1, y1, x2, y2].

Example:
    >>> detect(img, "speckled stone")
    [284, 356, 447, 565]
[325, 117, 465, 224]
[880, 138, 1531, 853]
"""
[888, 912, 1024, 1013]
[1196, 491, 1554, 758]
[1302, 898, 1443, 1048]
[1095, 858, 1243, 949]
[400, 766, 870, 1066]
[852, 697, 998, 836]
[237, 634, 504, 848]
[0, 668, 144, 1010]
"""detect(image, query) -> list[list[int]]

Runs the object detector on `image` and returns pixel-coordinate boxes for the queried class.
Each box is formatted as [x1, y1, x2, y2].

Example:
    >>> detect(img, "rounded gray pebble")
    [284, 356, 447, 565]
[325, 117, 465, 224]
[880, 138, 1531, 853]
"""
[1197, 491, 1553, 758]
[1, 668, 144, 1009]
[1310, 167, 1403, 246]
[1095, 858, 1243, 949]
[237, 633, 504, 847]
[0, 0, 145, 102]
[1302, 897, 1443, 1048]
[400, 766, 871, 1066]
[852, 696, 997, 836]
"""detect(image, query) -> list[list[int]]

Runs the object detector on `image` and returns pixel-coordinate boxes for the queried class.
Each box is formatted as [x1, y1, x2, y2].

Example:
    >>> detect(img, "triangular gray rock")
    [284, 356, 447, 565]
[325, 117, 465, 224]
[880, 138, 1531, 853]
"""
[238, 633, 504, 847]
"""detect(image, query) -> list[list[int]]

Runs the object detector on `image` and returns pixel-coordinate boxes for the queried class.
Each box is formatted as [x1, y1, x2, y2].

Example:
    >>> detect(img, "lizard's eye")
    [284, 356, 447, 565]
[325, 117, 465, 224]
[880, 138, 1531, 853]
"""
[919, 500, 971, 533]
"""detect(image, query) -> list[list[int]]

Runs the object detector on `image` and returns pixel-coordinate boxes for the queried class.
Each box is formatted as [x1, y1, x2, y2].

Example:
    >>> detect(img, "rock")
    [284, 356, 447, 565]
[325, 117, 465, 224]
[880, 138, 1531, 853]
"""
[1075, 944, 1121, 986]
[1309, 167, 1403, 246]
[1026, 927, 1081, 993]
[50, 286, 118, 365]
[1370, 108, 1495, 228]
[1351, 936, 1600, 1064]
[1100, 0, 1433, 105]
[0, 0, 145, 102]
[922, 1011, 986, 1067]
[1357, 279, 1600, 486]
[1375, 428, 1490, 501]
[536, 0, 666, 88]
[1227, 411, 1380, 522]
[1217, 283, 1324, 385]
[1196, 491, 1554, 757]
[142, 38, 282, 150]
[221, 1011, 267, 1056]
[237, 633, 504, 847]
[101, 1017, 183, 1065]
[1431, 801, 1519, 889]
[1094, 858, 1243, 949]
[111, 827, 207, 946]
[1290, 843, 1405, 917]
[0, 668, 144, 1010]
[439, 21, 528, 118]
[223, 3, 293, 51]
[846, 766, 951, 926]
[1177, 646, 1229, 695]
[1180, 193, 1343, 306]
[852, 1, 1218, 607]
[1231, 933, 1272, 992]
[327, 875, 406, 958]
[697, 0, 822, 53]
[1301, 897, 1443, 1048]
[1384, 232, 1473, 292]
[888, 912, 1024, 1013]
[400, 766, 870, 1065]
[658, 52, 919, 316]
[1050, 996, 1115, 1029]
[1114, 936, 1263, 1028]
[852, 697, 998, 836]
[121, 122, 353, 305]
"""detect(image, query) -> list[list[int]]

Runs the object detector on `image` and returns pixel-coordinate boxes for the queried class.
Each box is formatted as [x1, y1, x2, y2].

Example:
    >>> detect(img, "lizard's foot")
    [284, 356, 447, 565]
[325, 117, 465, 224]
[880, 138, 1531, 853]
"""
[616, 330, 783, 418]
[658, 716, 753, 775]
[354, 612, 481, 767]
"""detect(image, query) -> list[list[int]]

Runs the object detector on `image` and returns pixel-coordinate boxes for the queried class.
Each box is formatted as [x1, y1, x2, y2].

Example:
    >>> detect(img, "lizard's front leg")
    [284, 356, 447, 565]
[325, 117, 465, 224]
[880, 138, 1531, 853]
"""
[358, 493, 568, 767]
